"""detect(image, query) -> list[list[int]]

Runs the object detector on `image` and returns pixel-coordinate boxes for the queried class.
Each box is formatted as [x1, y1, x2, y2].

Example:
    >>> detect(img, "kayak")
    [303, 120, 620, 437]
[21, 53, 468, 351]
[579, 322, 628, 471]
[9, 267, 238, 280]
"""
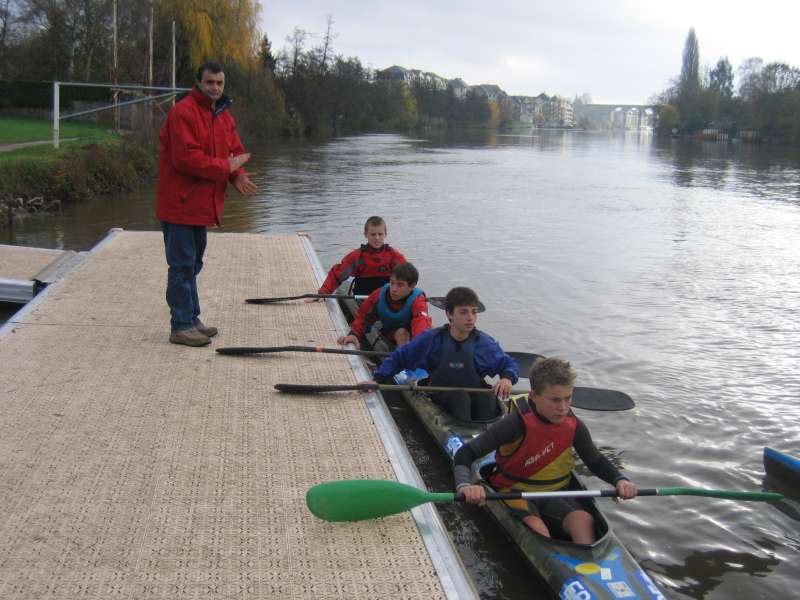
[338, 296, 667, 599]
[764, 447, 800, 490]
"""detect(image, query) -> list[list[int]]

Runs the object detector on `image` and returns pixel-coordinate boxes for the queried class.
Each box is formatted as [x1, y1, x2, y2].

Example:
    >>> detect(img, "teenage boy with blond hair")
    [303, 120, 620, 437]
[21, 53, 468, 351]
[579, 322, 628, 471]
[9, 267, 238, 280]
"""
[454, 357, 638, 544]
[315, 216, 406, 297]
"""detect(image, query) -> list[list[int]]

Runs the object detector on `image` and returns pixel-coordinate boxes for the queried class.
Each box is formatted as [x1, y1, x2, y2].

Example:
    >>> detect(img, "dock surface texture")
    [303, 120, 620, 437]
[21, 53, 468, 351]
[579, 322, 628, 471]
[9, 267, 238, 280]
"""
[0, 231, 450, 599]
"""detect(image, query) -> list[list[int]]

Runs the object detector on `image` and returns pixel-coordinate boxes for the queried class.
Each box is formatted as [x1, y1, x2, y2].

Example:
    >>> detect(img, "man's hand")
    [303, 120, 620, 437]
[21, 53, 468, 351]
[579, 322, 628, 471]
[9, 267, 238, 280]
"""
[615, 479, 638, 501]
[458, 485, 486, 506]
[303, 297, 320, 303]
[337, 334, 360, 348]
[233, 172, 257, 196]
[228, 152, 251, 172]
[493, 377, 513, 399]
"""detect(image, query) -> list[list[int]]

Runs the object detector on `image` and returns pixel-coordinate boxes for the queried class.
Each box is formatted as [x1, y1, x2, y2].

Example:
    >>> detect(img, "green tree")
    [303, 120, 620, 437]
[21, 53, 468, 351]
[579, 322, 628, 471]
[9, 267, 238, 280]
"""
[657, 104, 679, 133]
[676, 28, 702, 131]
[259, 33, 276, 74]
[708, 57, 733, 98]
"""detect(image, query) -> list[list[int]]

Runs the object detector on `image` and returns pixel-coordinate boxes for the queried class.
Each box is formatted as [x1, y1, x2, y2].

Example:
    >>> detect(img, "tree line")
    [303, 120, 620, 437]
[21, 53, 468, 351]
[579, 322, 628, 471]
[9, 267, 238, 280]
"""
[0, 2, 496, 138]
[655, 28, 800, 145]
[267, 20, 497, 135]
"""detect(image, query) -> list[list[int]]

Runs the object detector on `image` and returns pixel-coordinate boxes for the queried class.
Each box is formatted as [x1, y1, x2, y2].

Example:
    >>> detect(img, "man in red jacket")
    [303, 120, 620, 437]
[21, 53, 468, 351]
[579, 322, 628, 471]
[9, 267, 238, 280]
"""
[156, 61, 257, 346]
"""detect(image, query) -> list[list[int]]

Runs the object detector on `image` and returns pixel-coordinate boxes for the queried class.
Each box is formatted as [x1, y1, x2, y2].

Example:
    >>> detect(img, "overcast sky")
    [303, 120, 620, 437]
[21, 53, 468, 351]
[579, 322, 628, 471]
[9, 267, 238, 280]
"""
[261, 1, 799, 105]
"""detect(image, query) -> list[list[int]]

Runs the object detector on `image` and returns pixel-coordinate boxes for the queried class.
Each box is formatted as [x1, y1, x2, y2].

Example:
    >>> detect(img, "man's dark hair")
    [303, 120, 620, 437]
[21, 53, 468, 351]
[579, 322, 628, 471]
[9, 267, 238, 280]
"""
[445, 286, 479, 313]
[196, 61, 224, 81]
[364, 215, 386, 234]
[392, 262, 419, 286]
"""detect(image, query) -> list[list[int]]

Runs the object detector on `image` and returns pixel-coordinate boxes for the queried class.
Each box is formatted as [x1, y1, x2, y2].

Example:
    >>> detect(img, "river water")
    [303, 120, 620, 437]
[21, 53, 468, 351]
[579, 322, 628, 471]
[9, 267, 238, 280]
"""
[3, 131, 799, 599]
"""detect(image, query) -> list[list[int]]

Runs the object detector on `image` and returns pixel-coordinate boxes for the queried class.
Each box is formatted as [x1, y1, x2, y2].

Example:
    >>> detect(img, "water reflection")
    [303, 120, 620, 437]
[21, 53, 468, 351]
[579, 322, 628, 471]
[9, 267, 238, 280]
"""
[652, 137, 800, 202]
[647, 547, 780, 599]
[2, 131, 800, 599]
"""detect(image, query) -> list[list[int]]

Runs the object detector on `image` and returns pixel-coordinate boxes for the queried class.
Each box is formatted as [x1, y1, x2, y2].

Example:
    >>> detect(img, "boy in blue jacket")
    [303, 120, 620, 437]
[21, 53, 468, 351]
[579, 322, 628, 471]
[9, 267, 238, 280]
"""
[371, 287, 518, 422]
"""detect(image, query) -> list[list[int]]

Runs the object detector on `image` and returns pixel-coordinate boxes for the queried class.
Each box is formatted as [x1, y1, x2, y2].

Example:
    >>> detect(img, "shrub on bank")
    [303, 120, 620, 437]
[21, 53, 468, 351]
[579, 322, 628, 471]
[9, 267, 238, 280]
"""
[0, 140, 157, 204]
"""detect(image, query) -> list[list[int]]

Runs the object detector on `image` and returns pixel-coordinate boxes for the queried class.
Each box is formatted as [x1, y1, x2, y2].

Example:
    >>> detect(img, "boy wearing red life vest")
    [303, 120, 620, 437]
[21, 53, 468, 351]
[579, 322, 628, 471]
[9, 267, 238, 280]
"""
[338, 262, 431, 349]
[454, 357, 638, 544]
[314, 216, 407, 298]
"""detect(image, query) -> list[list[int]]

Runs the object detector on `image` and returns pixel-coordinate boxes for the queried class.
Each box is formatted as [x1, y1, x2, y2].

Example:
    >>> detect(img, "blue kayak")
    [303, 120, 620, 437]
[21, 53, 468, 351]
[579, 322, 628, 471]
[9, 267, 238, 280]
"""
[340, 295, 667, 599]
[764, 447, 800, 490]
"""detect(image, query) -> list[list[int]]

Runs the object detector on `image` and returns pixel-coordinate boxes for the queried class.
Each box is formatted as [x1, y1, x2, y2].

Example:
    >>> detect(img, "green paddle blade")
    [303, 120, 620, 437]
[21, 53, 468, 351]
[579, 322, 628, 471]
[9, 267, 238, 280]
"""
[655, 487, 783, 501]
[306, 479, 455, 522]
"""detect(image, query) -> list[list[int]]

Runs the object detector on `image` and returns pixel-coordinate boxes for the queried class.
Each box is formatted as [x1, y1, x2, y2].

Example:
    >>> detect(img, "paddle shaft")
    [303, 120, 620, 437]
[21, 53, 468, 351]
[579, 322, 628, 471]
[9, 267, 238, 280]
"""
[218, 346, 537, 367]
[274, 381, 635, 411]
[245, 293, 450, 307]
[276, 382, 512, 394]
[466, 488, 783, 501]
[246, 293, 365, 304]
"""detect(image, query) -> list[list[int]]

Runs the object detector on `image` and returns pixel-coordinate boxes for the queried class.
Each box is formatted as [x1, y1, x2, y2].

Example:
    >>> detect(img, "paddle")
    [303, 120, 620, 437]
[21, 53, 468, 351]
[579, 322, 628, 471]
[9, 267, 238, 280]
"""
[217, 345, 539, 364]
[216, 345, 388, 359]
[244, 293, 486, 312]
[306, 479, 785, 522]
[274, 382, 635, 411]
[245, 293, 367, 304]
[508, 351, 544, 374]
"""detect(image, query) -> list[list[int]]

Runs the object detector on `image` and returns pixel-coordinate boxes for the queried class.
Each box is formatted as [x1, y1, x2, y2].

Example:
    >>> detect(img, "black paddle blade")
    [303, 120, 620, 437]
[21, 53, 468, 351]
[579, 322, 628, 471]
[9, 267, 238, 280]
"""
[216, 346, 274, 355]
[507, 351, 546, 375]
[274, 383, 379, 393]
[245, 294, 355, 304]
[427, 297, 486, 313]
[245, 296, 306, 304]
[216, 346, 390, 358]
[572, 387, 634, 411]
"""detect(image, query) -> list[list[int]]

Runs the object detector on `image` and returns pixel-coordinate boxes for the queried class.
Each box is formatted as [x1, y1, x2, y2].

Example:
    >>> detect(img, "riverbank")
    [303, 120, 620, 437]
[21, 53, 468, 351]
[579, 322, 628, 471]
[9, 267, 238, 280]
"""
[0, 137, 156, 230]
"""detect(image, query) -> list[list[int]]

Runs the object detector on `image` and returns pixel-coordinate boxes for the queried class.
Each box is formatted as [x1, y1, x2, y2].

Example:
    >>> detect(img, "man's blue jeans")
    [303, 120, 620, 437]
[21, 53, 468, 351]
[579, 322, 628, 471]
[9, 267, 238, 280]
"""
[161, 222, 207, 331]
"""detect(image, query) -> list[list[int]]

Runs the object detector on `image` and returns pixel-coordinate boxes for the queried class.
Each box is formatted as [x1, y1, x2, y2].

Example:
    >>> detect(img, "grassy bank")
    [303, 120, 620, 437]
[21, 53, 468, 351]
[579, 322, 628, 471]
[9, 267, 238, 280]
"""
[0, 118, 157, 227]
[0, 116, 115, 146]
[1, 139, 156, 202]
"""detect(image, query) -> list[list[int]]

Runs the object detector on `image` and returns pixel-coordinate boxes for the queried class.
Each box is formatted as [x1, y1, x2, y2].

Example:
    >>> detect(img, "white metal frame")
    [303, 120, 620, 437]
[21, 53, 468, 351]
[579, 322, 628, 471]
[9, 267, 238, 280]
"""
[51, 81, 191, 148]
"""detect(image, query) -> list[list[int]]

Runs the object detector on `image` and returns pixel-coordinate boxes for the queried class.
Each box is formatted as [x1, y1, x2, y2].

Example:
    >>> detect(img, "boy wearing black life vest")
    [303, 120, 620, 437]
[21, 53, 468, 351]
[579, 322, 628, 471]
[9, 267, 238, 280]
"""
[454, 357, 638, 544]
[314, 216, 407, 298]
[370, 287, 518, 422]
[339, 262, 431, 349]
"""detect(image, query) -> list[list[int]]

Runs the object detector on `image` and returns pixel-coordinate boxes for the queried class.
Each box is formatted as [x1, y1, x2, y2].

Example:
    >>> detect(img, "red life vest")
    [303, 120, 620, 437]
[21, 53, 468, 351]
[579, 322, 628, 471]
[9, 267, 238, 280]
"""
[319, 244, 406, 295]
[489, 397, 577, 492]
[354, 244, 404, 279]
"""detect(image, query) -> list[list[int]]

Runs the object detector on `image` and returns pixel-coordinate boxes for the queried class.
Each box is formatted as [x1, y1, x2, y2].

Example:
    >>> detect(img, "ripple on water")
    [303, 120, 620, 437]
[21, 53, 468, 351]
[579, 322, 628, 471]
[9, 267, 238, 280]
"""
[5, 132, 799, 599]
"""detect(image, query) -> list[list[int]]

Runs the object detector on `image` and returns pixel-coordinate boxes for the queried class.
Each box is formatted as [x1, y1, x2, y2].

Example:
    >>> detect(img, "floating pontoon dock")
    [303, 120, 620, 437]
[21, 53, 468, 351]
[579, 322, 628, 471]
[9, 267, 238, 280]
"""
[0, 230, 476, 599]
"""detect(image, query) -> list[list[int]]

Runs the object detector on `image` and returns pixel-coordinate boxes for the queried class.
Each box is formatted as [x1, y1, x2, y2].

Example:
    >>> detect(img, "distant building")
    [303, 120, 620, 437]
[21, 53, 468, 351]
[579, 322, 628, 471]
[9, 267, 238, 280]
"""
[547, 95, 574, 126]
[376, 65, 448, 90]
[470, 84, 507, 103]
[448, 78, 469, 100]
[574, 104, 657, 130]
[375, 66, 578, 127]
[510, 95, 535, 123]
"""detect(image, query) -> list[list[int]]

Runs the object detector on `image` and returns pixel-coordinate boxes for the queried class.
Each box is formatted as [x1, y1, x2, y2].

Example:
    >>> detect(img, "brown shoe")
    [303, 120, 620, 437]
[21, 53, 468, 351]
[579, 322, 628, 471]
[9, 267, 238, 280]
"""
[170, 326, 211, 346]
[195, 320, 218, 337]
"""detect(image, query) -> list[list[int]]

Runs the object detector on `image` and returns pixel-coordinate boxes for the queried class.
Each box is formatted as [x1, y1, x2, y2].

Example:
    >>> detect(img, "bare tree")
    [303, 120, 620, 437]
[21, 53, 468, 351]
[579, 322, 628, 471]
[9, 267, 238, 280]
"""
[316, 15, 337, 78]
[286, 27, 308, 80]
[0, 0, 15, 77]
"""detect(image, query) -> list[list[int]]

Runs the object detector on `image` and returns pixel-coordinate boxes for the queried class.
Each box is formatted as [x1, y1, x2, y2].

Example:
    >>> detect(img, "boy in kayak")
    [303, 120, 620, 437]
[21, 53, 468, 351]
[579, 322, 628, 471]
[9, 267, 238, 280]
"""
[370, 286, 518, 421]
[454, 357, 638, 544]
[313, 215, 406, 297]
[338, 262, 431, 349]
